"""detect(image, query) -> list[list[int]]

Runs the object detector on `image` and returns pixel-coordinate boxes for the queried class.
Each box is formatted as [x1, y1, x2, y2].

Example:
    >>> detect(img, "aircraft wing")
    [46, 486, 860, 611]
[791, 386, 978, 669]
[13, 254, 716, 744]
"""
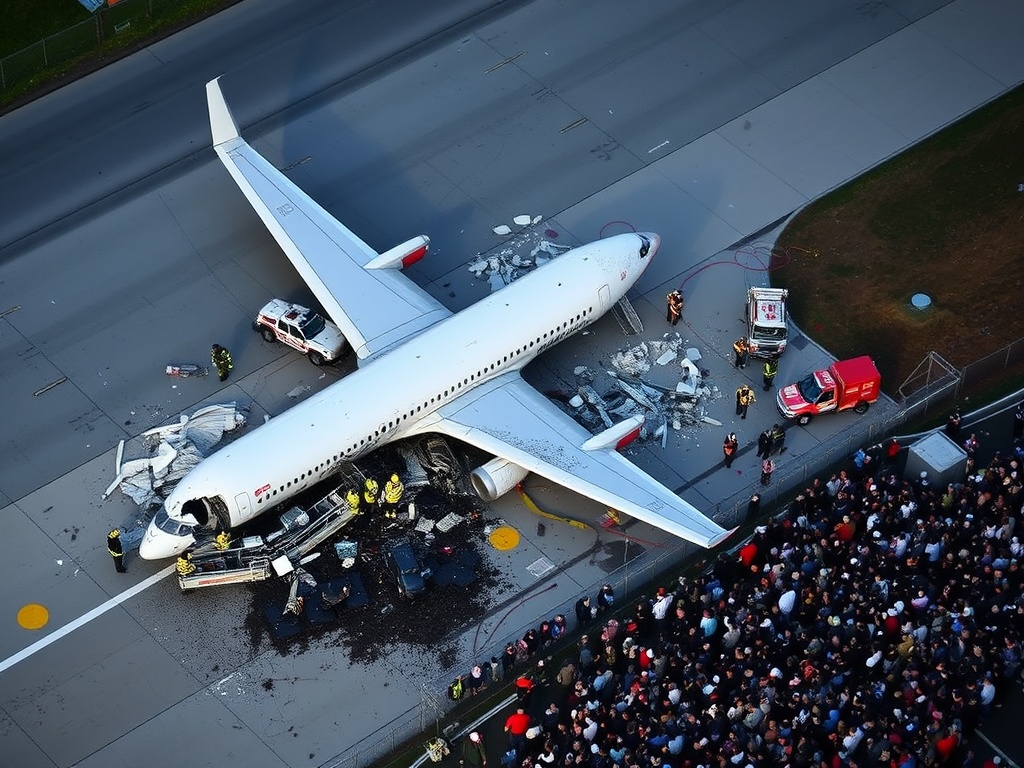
[430, 373, 735, 549]
[206, 78, 451, 361]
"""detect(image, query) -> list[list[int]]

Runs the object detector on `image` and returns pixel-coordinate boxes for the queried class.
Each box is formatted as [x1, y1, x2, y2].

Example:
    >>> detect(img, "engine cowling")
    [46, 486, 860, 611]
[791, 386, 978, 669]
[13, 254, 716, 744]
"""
[470, 457, 530, 502]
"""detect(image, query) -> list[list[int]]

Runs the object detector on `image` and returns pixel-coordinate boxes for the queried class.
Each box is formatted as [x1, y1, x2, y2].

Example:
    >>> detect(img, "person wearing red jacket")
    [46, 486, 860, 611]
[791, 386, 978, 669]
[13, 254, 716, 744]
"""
[504, 707, 530, 756]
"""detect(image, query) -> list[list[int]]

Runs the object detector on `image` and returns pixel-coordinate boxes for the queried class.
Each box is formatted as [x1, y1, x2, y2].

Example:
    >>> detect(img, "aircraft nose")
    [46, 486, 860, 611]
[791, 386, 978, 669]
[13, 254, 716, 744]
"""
[139, 522, 191, 560]
[634, 231, 659, 259]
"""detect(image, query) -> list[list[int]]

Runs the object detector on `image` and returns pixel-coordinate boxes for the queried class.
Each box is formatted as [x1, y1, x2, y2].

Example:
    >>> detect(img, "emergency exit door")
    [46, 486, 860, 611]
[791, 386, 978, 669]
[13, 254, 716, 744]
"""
[599, 285, 611, 311]
[234, 492, 252, 523]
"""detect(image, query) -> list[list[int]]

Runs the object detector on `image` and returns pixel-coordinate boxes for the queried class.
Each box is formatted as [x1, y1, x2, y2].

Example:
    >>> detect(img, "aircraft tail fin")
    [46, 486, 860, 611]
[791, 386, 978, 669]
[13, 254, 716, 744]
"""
[206, 77, 240, 147]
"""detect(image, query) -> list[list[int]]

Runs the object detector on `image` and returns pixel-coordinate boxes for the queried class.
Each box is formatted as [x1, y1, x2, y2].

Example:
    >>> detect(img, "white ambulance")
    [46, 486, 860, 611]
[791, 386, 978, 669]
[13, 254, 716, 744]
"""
[745, 287, 789, 359]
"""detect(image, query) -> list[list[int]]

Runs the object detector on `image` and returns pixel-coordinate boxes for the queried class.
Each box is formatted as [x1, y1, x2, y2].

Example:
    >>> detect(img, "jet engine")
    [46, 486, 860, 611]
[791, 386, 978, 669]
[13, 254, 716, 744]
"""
[470, 457, 530, 502]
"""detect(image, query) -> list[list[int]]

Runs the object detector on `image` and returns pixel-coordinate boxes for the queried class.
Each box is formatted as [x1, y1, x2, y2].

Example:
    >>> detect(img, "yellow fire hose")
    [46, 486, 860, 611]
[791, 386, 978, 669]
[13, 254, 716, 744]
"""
[515, 483, 593, 531]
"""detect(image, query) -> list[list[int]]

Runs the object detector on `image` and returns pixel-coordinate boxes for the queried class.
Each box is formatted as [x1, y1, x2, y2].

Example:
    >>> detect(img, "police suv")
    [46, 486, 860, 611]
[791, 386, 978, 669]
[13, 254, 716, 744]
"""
[253, 299, 347, 365]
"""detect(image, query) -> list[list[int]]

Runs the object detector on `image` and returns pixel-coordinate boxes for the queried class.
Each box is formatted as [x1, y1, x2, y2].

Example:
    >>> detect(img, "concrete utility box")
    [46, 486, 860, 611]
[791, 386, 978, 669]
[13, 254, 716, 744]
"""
[904, 431, 968, 489]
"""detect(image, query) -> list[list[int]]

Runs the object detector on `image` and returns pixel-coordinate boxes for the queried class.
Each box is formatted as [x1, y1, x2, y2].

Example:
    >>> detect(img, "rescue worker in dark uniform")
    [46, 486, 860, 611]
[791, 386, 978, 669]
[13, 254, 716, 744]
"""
[382, 473, 404, 518]
[211, 343, 233, 382]
[363, 476, 379, 513]
[214, 531, 231, 551]
[770, 423, 786, 454]
[762, 357, 779, 391]
[107, 528, 127, 573]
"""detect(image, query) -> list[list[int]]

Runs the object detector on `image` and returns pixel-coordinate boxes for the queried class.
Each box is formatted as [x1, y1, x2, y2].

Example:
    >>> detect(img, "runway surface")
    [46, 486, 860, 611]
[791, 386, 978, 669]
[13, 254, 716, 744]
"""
[1, 1, 1022, 765]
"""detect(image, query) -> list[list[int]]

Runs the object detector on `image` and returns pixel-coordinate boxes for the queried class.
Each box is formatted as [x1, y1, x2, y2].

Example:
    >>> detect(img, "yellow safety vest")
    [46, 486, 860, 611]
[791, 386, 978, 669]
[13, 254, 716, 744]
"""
[383, 479, 404, 504]
[212, 348, 232, 370]
[363, 479, 379, 504]
[346, 489, 361, 513]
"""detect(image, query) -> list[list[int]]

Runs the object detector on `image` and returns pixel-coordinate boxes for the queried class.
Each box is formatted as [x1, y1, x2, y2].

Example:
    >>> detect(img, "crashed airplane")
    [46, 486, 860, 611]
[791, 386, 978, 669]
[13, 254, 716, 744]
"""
[138, 78, 734, 559]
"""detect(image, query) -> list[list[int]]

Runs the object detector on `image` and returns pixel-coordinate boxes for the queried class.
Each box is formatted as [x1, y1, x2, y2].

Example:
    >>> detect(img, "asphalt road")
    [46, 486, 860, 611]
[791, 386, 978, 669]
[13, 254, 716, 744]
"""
[0, 0, 522, 253]
[0, 0, 977, 504]
[2, 1, 1023, 766]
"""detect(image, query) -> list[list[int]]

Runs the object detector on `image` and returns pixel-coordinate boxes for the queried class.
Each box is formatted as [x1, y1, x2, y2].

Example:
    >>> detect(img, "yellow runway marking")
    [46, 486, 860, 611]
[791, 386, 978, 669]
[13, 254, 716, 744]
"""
[17, 604, 49, 630]
[488, 526, 520, 550]
[1, 564, 175, 674]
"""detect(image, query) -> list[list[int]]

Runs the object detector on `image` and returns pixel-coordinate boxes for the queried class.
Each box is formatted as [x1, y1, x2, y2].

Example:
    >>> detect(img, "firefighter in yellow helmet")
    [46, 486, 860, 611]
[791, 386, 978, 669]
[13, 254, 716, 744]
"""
[363, 476, 379, 512]
[107, 528, 127, 573]
[382, 473, 405, 518]
[345, 487, 361, 515]
[176, 552, 196, 577]
[214, 530, 231, 551]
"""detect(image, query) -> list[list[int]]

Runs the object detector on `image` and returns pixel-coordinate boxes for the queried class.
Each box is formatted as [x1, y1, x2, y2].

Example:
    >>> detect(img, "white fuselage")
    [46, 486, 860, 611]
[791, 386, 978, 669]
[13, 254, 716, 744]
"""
[139, 232, 656, 558]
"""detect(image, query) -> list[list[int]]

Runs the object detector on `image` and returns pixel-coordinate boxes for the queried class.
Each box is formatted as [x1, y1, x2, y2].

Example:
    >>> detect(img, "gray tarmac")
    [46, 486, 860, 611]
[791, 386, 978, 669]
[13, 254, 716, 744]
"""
[1, 1, 1023, 766]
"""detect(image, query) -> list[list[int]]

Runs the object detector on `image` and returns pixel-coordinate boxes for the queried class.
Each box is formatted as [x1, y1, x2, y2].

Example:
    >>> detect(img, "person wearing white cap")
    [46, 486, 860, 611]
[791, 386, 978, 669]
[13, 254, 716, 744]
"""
[460, 731, 486, 766]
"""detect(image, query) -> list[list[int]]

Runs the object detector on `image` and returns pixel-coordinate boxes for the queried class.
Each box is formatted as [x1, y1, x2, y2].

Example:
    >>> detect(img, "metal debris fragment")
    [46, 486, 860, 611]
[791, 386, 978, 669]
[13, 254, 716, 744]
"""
[563, 334, 723, 447]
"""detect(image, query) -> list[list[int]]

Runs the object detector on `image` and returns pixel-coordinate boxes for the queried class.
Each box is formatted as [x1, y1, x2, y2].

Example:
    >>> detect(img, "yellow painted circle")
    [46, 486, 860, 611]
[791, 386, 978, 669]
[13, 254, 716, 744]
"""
[489, 526, 520, 550]
[18, 603, 49, 630]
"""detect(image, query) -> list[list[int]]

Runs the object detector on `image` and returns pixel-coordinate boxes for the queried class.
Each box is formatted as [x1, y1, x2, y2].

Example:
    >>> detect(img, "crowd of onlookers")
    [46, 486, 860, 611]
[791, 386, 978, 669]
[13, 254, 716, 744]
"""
[458, 434, 1024, 768]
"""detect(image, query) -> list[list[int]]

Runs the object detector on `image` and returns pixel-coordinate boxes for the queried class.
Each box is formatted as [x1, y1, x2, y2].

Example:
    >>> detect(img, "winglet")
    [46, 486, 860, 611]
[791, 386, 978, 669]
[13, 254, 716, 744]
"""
[709, 525, 739, 548]
[206, 77, 240, 147]
[581, 415, 645, 451]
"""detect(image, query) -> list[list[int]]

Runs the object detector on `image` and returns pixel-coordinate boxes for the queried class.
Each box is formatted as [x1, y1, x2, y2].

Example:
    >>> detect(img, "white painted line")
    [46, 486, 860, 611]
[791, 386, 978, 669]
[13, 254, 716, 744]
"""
[975, 729, 1020, 768]
[0, 565, 176, 674]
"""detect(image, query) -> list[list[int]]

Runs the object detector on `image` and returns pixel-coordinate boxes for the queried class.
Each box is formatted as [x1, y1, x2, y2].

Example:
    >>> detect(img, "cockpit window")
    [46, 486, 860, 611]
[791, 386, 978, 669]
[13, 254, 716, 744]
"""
[154, 507, 192, 536]
[638, 235, 651, 259]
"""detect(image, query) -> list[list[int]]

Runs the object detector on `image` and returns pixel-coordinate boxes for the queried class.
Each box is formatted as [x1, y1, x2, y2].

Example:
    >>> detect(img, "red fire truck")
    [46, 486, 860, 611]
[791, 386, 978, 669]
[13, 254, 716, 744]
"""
[776, 356, 881, 426]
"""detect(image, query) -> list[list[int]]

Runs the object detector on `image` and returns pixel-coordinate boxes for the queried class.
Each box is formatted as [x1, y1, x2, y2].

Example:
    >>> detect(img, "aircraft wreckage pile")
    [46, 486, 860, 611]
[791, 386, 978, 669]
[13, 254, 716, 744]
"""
[562, 333, 724, 445]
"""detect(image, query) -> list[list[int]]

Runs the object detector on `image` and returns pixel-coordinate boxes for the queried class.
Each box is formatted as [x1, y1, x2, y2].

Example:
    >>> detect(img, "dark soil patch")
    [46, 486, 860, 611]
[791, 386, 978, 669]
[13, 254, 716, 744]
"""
[773, 82, 1024, 397]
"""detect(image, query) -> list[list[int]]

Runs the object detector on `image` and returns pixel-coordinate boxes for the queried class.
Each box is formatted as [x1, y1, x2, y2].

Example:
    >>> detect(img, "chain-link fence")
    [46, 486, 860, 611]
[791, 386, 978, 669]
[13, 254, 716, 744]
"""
[1, 0, 182, 93]
[957, 337, 1024, 399]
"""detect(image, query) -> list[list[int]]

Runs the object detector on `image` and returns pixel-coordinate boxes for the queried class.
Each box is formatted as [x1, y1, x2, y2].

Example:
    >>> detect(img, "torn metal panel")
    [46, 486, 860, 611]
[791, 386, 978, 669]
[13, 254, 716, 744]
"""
[578, 385, 614, 428]
[560, 332, 725, 448]
[106, 403, 247, 511]
[468, 223, 570, 292]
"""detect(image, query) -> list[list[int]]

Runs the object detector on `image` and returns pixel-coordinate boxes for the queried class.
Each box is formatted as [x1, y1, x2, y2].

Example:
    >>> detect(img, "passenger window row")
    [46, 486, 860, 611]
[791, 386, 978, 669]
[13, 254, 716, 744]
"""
[256, 307, 594, 506]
